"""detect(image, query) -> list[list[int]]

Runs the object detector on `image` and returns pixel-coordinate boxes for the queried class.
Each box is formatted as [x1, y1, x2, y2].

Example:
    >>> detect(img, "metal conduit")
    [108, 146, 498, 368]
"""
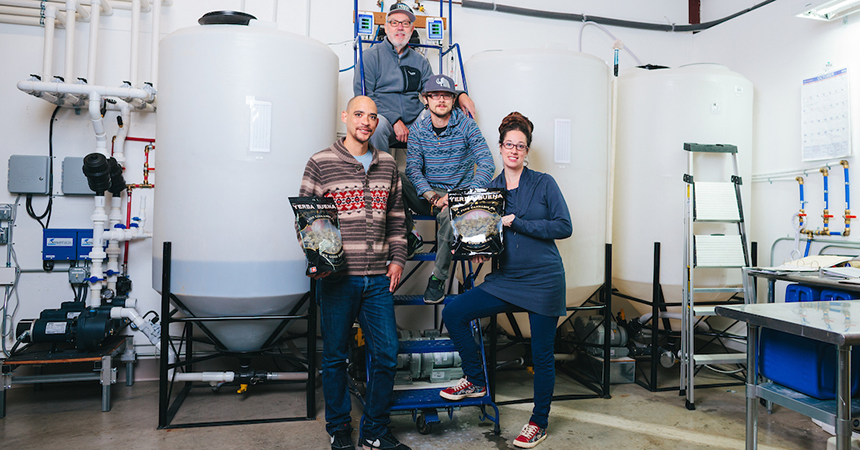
[461, 0, 778, 33]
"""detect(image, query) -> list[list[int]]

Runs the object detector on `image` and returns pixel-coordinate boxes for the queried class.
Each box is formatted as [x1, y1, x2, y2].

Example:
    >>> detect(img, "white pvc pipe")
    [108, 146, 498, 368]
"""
[74, 0, 89, 20]
[110, 306, 175, 376]
[129, 0, 140, 87]
[106, 194, 123, 291]
[0, 12, 42, 25]
[149, 0, 159, 86]
[112, 100, 130, 166]
[18, 79, 154, 99]
[174, 372, 236, 383]
[43, 5, 57, 81]
[64, 0, 75, 82]
[0, 5, 43, 16]
[90, 196, 108, 306]
[89, 91, 107, 154]
[304, 0, 310, 36]
[86, 0, 100, 84]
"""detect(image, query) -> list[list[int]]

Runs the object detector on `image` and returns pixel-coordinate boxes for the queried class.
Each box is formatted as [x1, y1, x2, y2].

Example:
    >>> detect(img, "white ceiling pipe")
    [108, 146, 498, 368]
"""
[17, 0, 135, 11]
[86, 0, 100, 84]
[64, 0, 76, 82]
[129, 0, 139, 87]
[148, 0, 159, 86]
[0, 5, 46, 16]
[0, 0, 85, 19]
[0, 12, 42, 24]
[43, 5, 57, 80]
[18, 79, 155, 100]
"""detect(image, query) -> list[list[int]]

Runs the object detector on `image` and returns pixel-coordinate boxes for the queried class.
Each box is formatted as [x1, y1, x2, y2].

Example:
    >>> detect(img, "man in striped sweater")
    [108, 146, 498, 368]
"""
[299, 96, 410, 450]
[405, 75, 495, 304]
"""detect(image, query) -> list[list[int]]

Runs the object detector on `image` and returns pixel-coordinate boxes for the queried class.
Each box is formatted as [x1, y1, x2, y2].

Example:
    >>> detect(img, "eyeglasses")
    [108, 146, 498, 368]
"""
[387, 19, 412, 28]
[427, 92, 454, 100]
[502, 142, 528, 151]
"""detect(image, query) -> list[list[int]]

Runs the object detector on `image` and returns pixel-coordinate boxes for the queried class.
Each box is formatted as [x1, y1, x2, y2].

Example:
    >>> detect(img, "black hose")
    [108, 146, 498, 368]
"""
[26, 105, 61, 228]
[461, 0, 778, 32]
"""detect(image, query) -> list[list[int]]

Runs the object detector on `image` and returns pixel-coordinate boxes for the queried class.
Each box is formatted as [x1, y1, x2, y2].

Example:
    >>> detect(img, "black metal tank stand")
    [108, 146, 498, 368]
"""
[157, 242, 317, 429]
[614, 242, 754, 393]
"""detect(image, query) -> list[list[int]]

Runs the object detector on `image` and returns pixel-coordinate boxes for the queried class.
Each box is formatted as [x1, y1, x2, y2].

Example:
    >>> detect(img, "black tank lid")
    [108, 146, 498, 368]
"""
[198, 11, 257, 26]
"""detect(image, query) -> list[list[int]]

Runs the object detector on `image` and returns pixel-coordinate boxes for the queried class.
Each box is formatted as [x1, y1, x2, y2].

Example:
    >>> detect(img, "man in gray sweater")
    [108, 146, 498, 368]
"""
[354, 3, 475, 155]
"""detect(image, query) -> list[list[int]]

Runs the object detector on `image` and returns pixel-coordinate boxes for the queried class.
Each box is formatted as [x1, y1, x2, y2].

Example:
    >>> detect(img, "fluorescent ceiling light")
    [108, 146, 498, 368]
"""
[797, 0, 860, 21]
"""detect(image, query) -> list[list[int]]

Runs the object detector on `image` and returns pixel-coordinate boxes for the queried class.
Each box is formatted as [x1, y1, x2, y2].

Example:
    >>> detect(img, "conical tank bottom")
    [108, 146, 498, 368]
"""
[174, 293, 305, 352]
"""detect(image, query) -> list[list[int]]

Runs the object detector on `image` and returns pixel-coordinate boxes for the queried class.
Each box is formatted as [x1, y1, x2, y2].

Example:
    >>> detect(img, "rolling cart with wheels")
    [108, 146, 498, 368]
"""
[355, 214, 501, 436]
[386, 304, 500, 435]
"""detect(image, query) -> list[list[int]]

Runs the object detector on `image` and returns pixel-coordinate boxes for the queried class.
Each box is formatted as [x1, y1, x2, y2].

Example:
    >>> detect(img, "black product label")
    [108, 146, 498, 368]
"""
[448, 188, 505, 257]
[290, 197, 345, 275]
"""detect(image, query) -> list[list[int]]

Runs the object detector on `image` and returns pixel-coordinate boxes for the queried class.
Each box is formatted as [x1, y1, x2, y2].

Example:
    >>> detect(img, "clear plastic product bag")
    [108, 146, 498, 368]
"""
[448, 188, 505, 257]
[290, 196, 345, 275]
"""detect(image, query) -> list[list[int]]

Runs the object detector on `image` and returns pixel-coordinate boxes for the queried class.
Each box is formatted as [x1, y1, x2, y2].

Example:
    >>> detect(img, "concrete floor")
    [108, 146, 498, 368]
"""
[0, 363, 834, 450]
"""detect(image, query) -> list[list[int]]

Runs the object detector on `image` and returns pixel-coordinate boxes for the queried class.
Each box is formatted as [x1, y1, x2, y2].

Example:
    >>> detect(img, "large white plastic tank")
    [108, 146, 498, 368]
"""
[153, 19, 338, 351]
[465, 49, 610, 336]
[613, 64, 753, 317]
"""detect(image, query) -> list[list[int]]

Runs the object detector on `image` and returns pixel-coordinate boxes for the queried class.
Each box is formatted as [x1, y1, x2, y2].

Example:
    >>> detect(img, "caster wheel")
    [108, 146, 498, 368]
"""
[685, 400, 696, 411]
[416, 414, 433, 435]
[760, 398, 768, 407]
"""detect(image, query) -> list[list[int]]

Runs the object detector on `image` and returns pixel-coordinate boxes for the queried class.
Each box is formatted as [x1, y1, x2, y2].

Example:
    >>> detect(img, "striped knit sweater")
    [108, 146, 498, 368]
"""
[299, 138, 407, 275]
[405, 108, 495, 196]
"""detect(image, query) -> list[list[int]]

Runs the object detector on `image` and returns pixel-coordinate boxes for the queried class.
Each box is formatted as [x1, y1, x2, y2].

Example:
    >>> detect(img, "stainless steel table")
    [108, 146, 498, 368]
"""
[716, 267, 860, 450]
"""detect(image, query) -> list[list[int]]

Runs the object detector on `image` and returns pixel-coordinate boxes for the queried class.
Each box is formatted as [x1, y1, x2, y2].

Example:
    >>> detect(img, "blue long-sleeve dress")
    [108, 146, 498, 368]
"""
[479, 167, 572, 317]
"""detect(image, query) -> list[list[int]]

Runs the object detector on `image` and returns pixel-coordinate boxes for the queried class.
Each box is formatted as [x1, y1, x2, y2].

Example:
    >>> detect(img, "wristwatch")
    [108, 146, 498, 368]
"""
[427, 192, 441, 205]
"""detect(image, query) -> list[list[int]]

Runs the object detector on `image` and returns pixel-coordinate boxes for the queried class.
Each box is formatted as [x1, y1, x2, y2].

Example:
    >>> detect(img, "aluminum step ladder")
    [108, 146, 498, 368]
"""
[681, 143, 751, 411]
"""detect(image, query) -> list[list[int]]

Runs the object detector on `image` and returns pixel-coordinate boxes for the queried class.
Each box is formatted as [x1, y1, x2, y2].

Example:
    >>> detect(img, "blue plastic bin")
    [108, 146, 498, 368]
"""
[760, 286, 859, 399]
[820, 289, 857, 301]
[759, 328, 860, 399]
[784, 283, 821, 302]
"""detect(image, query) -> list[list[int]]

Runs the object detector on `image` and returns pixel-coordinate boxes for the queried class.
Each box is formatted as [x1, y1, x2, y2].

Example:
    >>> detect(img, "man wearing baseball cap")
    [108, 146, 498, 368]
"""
[405, 74, 494, 304]
[354, 2, 476, 156]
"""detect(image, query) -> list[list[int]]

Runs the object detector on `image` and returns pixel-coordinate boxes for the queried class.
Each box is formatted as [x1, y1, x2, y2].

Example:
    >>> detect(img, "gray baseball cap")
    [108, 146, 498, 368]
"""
[387, 3, 416, 22]
[423, 74, 457, 94]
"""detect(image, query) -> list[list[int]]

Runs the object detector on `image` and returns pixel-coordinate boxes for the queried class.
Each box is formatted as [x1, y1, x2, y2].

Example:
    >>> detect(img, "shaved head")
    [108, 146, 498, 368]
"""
[342, 96, 379, 152]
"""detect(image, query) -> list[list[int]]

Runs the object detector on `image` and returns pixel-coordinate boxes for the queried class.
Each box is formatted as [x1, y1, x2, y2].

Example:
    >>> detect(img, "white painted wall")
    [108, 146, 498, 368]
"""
[693, 0, 860, 269]
[6, 0, 779, 365]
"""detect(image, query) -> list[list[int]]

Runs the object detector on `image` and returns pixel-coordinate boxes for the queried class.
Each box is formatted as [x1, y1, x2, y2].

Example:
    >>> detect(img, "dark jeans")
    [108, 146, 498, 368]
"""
[318, 274, 399, 439]
[442, 287, 559, 429]
[401, 174, 453, 278]
[400, 172, 432, 234]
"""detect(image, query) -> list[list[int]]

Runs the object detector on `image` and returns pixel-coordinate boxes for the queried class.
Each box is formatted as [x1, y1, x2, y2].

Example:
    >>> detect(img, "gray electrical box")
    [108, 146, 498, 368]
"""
[0, 204, 12, 221]
[69, 266, 89, 284]
[8, 155, 50, 195]
[62, 157, 96, 195]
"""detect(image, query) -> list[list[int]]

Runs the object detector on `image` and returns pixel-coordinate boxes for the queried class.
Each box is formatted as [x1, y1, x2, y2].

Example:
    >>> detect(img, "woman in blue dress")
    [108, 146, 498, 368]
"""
[439, 112, 573, 448]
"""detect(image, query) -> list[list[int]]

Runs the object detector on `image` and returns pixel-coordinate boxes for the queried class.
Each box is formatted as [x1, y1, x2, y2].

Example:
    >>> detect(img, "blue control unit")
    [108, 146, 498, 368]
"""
[357, 12, 374, 35]
[426, 17, 444, 40]
[43, 229, 77, 260]
[43, 229, 108, 261]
